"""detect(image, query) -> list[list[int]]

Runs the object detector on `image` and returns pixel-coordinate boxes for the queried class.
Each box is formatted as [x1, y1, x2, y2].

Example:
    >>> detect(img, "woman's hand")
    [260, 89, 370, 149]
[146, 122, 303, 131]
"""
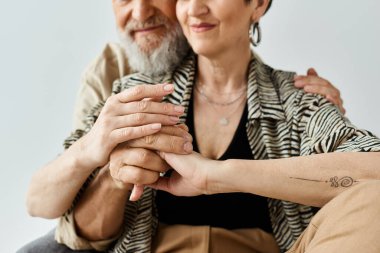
[149, 152, 221, 197]
[78, 83, 185, 169]
[294, 68, 346, 114]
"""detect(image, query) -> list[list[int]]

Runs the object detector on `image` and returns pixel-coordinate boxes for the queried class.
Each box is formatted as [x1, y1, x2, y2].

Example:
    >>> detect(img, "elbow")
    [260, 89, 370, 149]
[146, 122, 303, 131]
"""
[26, 195, 63, 219]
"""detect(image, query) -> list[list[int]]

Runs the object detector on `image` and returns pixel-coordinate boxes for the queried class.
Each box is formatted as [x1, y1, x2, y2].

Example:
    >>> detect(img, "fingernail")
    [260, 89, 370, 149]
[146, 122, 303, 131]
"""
[170, 116, 180, 122]
[151, 123, 162, 130]
[174, 106, 185, 113]
[184, 142, 193, 152]
[184, 134, 193, 142]
[163, 84, 174, 91]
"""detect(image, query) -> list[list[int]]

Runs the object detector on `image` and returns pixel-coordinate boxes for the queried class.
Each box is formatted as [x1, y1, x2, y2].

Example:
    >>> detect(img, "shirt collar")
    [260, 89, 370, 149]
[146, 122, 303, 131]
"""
[247, 54, 287, 121]
[169, 51, 288, 122]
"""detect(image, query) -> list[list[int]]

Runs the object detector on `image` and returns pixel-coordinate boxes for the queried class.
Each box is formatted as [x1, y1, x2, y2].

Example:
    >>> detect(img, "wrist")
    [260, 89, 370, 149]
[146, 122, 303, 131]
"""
[70, 135, 104, 172]
[206, 160, 234, 195]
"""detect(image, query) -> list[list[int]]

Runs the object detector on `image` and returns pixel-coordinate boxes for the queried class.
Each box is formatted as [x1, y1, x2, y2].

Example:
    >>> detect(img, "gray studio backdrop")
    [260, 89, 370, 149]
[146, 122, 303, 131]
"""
[1, 1, 379, 252]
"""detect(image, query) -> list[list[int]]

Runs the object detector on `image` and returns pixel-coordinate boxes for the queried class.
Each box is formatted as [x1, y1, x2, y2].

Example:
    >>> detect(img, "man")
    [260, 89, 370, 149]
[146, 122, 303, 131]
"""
[18, 0, 345, 252]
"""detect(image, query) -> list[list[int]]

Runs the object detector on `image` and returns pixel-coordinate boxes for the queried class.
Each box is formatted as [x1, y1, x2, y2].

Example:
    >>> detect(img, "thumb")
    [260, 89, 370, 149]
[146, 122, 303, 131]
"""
[307, 67, 318, 77]
[159, 152, 186, 171]
[129, 185, 144, 201]
[160, 152, 198, 177]
[148, 177, 172, 192]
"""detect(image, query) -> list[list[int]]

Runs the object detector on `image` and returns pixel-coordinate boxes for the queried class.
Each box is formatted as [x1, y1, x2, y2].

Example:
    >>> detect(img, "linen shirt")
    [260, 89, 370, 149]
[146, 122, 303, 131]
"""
[73, 43, 130, 130]
[58, 49, 380, 253]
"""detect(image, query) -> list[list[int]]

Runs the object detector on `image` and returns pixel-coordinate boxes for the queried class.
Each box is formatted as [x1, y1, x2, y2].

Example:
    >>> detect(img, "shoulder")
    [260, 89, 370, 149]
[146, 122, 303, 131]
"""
[114, 52, 196, 95]
[83, 42, 130, 80]
[256, 59, 300, 102]
[255, 59, 326, 118]
[79, 42, 131, 101]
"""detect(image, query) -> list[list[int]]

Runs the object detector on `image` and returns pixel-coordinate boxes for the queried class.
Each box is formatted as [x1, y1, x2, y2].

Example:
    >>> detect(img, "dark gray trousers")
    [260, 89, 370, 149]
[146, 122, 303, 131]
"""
[16, 229, 99, 253]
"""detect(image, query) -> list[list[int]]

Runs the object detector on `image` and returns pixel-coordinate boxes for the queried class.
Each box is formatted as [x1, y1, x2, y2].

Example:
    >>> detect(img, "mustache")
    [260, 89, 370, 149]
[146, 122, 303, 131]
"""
[125, 15, 170, 31]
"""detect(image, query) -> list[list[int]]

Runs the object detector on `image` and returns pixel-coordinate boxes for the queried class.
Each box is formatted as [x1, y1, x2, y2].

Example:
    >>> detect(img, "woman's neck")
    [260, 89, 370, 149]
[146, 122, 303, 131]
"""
[196, 44, 251, 93]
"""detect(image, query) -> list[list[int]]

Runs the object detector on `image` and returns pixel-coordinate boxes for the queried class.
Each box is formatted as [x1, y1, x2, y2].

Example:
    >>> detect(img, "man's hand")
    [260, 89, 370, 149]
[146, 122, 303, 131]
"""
[109, 125, 193, 201]
[79, 83, 186, 169]
[294, 68, 346, 114]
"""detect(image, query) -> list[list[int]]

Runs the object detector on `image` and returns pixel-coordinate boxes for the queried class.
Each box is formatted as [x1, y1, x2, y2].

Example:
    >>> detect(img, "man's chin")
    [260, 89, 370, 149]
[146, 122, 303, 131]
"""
[137, 44, 161, 54]
[135, 37, 163, 54]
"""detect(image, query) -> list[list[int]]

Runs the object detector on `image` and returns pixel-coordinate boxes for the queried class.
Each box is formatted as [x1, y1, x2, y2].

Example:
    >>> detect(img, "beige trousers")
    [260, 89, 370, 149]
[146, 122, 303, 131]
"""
[152, 181, 380, 253]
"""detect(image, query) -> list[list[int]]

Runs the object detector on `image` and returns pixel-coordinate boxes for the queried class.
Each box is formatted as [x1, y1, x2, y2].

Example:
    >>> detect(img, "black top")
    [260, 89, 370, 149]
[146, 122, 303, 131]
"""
[156, 97, 273, 233]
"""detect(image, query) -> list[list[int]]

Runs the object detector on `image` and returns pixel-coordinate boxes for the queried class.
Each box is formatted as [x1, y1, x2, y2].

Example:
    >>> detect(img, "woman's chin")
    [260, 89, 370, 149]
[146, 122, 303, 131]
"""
[191, 46, 217, 58]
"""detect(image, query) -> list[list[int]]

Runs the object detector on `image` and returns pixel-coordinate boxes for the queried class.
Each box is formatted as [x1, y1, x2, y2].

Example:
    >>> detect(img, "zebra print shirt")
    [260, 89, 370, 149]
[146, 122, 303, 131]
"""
[64, 52, 380, 253]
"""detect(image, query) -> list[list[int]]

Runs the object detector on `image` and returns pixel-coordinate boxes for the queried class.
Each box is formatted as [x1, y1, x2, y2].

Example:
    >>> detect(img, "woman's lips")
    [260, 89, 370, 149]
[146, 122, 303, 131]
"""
[190, 23, 216, 33]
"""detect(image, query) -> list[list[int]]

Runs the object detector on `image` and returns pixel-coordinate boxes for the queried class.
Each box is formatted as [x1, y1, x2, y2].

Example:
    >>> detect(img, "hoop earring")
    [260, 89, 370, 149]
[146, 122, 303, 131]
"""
[250, 22, 261, 47]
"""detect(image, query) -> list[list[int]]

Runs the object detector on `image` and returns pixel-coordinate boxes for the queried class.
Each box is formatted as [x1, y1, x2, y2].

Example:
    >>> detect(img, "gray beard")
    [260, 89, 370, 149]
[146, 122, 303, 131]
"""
[119, 24, 190, 77]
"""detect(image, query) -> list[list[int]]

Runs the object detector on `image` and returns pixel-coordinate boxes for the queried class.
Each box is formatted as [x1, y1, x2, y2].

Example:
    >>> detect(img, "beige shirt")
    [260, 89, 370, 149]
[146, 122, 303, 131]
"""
[73, 42, 130, 130]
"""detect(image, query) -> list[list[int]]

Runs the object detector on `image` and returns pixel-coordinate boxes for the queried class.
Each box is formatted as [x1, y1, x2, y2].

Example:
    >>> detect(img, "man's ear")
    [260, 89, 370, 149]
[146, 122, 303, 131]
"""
[251, 0, 270, 23]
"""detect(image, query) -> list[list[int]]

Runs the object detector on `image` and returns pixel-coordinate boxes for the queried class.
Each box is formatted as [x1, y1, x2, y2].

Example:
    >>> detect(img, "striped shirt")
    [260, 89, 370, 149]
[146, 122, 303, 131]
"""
[64, 52, 380, 253]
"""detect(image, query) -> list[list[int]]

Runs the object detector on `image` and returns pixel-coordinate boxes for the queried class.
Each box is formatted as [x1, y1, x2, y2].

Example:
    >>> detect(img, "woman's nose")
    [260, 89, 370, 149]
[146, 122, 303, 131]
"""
[187, 0, 209, 17]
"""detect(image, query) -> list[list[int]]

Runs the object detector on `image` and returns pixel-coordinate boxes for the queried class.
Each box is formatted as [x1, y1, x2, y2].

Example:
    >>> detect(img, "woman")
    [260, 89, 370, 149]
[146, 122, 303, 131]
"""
[58, 0, 380, 253]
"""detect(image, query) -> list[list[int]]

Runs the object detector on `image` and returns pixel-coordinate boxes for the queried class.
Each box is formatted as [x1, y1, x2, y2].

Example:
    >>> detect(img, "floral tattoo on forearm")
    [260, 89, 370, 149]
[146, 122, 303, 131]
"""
[290, 176, 359, 188]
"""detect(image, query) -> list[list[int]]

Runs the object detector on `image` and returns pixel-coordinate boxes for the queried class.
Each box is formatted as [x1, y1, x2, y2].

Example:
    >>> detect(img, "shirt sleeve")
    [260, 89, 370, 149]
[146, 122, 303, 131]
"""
[297, 93, 380, 155]
[55, 211, 120, 251]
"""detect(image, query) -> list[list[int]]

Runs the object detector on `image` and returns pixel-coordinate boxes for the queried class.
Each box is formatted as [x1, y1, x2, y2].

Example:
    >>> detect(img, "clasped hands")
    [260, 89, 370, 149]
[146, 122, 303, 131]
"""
[83, 69, 345, 201]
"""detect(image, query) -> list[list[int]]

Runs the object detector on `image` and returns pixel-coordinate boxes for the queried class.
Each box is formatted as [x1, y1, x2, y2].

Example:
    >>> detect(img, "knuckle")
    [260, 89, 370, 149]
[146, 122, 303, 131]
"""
[105, 95, 115, 104]
[133, 113, 146, 124]
[107, 95, 118, 107]
[161, 103, 170, 113]
[109, 166, 120, 180]
[119, 129, 131, 140]
[136, 150, 149, 164]
[137, 100, 149, 112]
[144, 134, 157, 145]
[132, 86, 144, 97]
[138, 125, 147, 136]
[102, 99, 113, 114]
[169, 137, 180, 151]
[155, 85, 163, 97]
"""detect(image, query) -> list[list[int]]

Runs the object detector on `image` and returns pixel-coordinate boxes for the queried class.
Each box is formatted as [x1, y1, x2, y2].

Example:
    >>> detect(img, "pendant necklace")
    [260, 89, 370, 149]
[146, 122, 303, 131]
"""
[194, 84, 247, 126]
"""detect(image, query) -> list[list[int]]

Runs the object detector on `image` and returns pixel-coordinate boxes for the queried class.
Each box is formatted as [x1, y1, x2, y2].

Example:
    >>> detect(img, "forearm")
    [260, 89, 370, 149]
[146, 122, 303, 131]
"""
[214, 152, 380, 207]
[74, 167, 131, 241]
[26, 137, 97, 218]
